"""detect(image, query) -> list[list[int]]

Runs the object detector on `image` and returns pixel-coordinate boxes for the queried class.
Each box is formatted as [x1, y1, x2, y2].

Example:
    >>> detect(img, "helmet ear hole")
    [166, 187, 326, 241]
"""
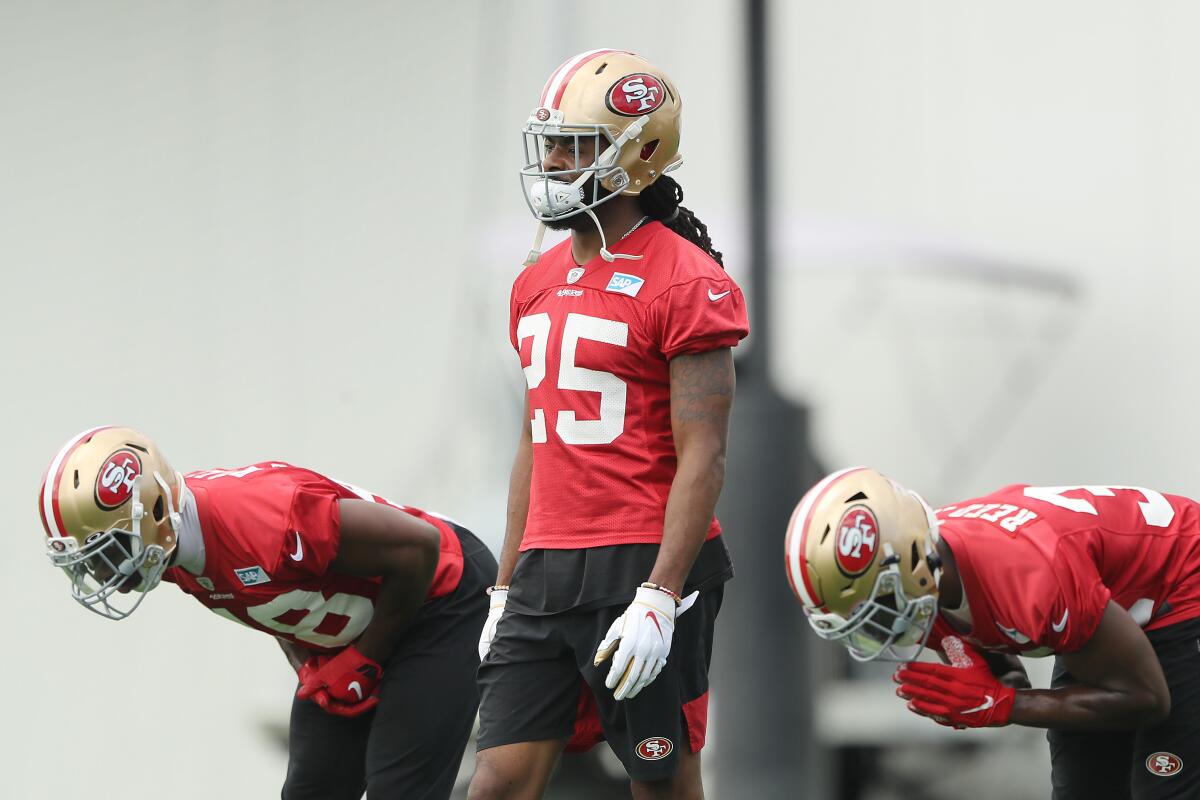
[910, 541, 920, 571]
[153, 495, 165, 523]
[639, 140, 660, 161]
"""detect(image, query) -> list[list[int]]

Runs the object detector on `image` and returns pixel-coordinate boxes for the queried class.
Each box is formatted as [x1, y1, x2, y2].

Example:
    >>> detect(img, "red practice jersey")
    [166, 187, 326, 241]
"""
[936, 484, 1200, 655]
[509, 222, 749, 549]
[163, 463, 464, 652]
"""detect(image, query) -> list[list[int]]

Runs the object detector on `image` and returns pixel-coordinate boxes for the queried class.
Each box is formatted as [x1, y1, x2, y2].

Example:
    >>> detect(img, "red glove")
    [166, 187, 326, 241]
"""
[294, 655, 376, 716]
[893, 635, 1015, 728]
[296, 645, 383, 718]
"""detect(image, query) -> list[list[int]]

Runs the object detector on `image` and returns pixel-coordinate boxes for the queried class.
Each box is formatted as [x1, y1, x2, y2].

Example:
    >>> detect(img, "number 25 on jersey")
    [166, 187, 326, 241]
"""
[518, 312, 628, 446]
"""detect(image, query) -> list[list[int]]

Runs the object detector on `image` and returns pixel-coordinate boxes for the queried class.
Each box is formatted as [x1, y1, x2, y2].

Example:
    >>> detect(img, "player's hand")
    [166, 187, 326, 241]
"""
[894, 635, 1015, 728]
[294, 654, 377, 716]
[478, 587, 508, 661]
[593, 586, 698, 701]
[296, 645, 383, 711]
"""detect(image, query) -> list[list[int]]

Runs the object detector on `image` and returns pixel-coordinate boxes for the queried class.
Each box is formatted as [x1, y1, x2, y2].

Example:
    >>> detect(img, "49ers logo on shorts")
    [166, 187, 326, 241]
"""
[606, 73, 666, 116]
[835, 505, 879, 577]
[635, 737, 673, 761]
[95, 449, 142, 510]
[1145, 752, 1183, 777]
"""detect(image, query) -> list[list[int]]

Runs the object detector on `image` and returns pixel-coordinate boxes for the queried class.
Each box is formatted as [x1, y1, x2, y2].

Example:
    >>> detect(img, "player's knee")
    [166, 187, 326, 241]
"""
[630, 775, 703, 800]
[630, 751, 703, 800]
[466, 754, 522, 800]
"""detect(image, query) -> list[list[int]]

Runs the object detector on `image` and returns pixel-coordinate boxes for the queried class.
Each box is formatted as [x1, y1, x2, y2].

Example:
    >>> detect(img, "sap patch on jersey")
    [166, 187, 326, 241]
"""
[605, 272, 645, 297]
[234, 565, 271, 586]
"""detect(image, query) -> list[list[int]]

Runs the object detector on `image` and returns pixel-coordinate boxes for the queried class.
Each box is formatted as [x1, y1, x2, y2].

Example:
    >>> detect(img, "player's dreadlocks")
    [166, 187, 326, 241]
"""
[637, 175, 724, 268]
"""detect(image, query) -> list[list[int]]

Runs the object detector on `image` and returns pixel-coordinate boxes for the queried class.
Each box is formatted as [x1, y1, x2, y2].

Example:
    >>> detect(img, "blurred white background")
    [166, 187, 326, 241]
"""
[3, 1, 1198, 797]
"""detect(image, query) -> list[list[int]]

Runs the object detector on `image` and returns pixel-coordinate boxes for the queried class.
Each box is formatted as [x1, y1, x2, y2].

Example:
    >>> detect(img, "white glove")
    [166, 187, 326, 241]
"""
[477, 588, 508, 661]
[593, 586, 698, 701]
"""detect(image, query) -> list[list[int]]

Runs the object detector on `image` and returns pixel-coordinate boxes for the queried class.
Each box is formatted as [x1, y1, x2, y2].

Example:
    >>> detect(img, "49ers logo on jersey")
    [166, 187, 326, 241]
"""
[835, 505, 879, 577]
[606, 73, 666, 116]
[635, 737, 673, 761]
[95, 449, 142, 509]
[1146, 752, 1183, 777]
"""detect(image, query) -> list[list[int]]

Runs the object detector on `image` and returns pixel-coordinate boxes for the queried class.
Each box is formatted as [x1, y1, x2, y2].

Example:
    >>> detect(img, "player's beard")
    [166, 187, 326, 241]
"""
[543, 177, 614, 232]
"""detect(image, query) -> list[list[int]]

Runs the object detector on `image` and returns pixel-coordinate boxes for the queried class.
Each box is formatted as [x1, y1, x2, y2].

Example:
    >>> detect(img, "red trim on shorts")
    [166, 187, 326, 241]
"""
[565, 683, 605, 753]
[681, 691, 709, 753]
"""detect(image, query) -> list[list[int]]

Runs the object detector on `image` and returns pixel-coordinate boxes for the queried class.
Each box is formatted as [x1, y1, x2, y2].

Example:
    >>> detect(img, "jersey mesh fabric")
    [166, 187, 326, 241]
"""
[509, 222, 749, 549]
[162, 462, 464, 652]
[936, 484, 1200, 655]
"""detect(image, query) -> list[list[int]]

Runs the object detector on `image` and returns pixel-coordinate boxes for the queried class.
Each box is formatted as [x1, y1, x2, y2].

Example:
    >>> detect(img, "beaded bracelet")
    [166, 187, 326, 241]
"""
[640, 581, 682, 606]
[486, 584, 510, 596]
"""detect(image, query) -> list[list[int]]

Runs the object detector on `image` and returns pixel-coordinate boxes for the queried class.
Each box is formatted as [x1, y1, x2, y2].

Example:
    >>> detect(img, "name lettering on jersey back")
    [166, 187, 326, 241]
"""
[940, 503, 1039, 534]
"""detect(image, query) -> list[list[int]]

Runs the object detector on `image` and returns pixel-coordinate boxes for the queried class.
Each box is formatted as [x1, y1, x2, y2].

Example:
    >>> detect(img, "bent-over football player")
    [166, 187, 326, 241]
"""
[787, 467, 1200, 799]
[39, 425, 497, 800]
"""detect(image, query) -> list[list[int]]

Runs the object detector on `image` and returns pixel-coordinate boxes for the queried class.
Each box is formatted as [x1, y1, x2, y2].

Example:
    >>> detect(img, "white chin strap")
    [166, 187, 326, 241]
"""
[524, 118, 650, 266]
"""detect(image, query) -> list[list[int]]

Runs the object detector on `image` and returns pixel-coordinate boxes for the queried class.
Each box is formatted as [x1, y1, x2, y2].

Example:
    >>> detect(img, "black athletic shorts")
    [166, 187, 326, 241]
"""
[477, 573, 725, 782]
[506, 535, 734, 615]
[282, 524, 497, 800]
[1048, 615, 1200, 799]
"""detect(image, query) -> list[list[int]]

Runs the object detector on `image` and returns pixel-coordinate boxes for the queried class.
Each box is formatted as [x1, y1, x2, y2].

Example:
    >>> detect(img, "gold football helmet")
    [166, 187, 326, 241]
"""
[784, 467, 943, 661]
[520, 49, 684, 262]
[38, 426, 185, 620]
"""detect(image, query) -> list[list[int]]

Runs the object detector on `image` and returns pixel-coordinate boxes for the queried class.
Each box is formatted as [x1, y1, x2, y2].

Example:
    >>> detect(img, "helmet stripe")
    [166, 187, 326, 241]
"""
[540, 48, 623, 110]
[40, 425, 113, 538]
[785, 466, 869, 609]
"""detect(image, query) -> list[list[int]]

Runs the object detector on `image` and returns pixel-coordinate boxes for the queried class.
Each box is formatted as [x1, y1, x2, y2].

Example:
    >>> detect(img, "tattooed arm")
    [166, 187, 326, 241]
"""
[648, 347, 736, 595]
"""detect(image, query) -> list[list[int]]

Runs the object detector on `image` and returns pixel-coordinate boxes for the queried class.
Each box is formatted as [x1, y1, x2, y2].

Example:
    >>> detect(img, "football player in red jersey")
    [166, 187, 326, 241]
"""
[786, 467, 1200, 799]
[39, 426, 498, 800]
[468, 50, 748, 800]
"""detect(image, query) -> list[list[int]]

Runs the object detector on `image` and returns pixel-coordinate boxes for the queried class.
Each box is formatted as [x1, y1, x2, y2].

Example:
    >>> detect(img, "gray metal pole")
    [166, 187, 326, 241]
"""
[712, 0, 830, 796]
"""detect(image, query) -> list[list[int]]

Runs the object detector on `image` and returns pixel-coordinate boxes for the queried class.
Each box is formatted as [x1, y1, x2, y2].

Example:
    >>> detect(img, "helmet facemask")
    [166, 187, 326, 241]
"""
[520, 110, 653, 265]
[520, 112, 646, 222]
[46, 470, 181, 620]
[806, 543, 939, 662]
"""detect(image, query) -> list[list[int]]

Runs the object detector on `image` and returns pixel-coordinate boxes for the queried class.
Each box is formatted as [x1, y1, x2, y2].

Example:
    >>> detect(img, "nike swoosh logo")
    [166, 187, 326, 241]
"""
[1051, 609, 1069, 633]
[289, 532, 304, 562]
[963, 694, 995, 714]
[644, 611, 663, 638]
[348, 681, 363, 701]
[707, 289, 731, 301]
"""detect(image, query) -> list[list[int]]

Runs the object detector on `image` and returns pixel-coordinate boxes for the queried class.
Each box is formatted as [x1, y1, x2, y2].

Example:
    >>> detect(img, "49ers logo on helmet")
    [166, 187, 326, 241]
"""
[606, 73, 666, 116]
[1145, 752, 1183, 777]
[635, 737, 673, 761]
[834, 505, 879, 577]
[95, 449, 142, 510]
